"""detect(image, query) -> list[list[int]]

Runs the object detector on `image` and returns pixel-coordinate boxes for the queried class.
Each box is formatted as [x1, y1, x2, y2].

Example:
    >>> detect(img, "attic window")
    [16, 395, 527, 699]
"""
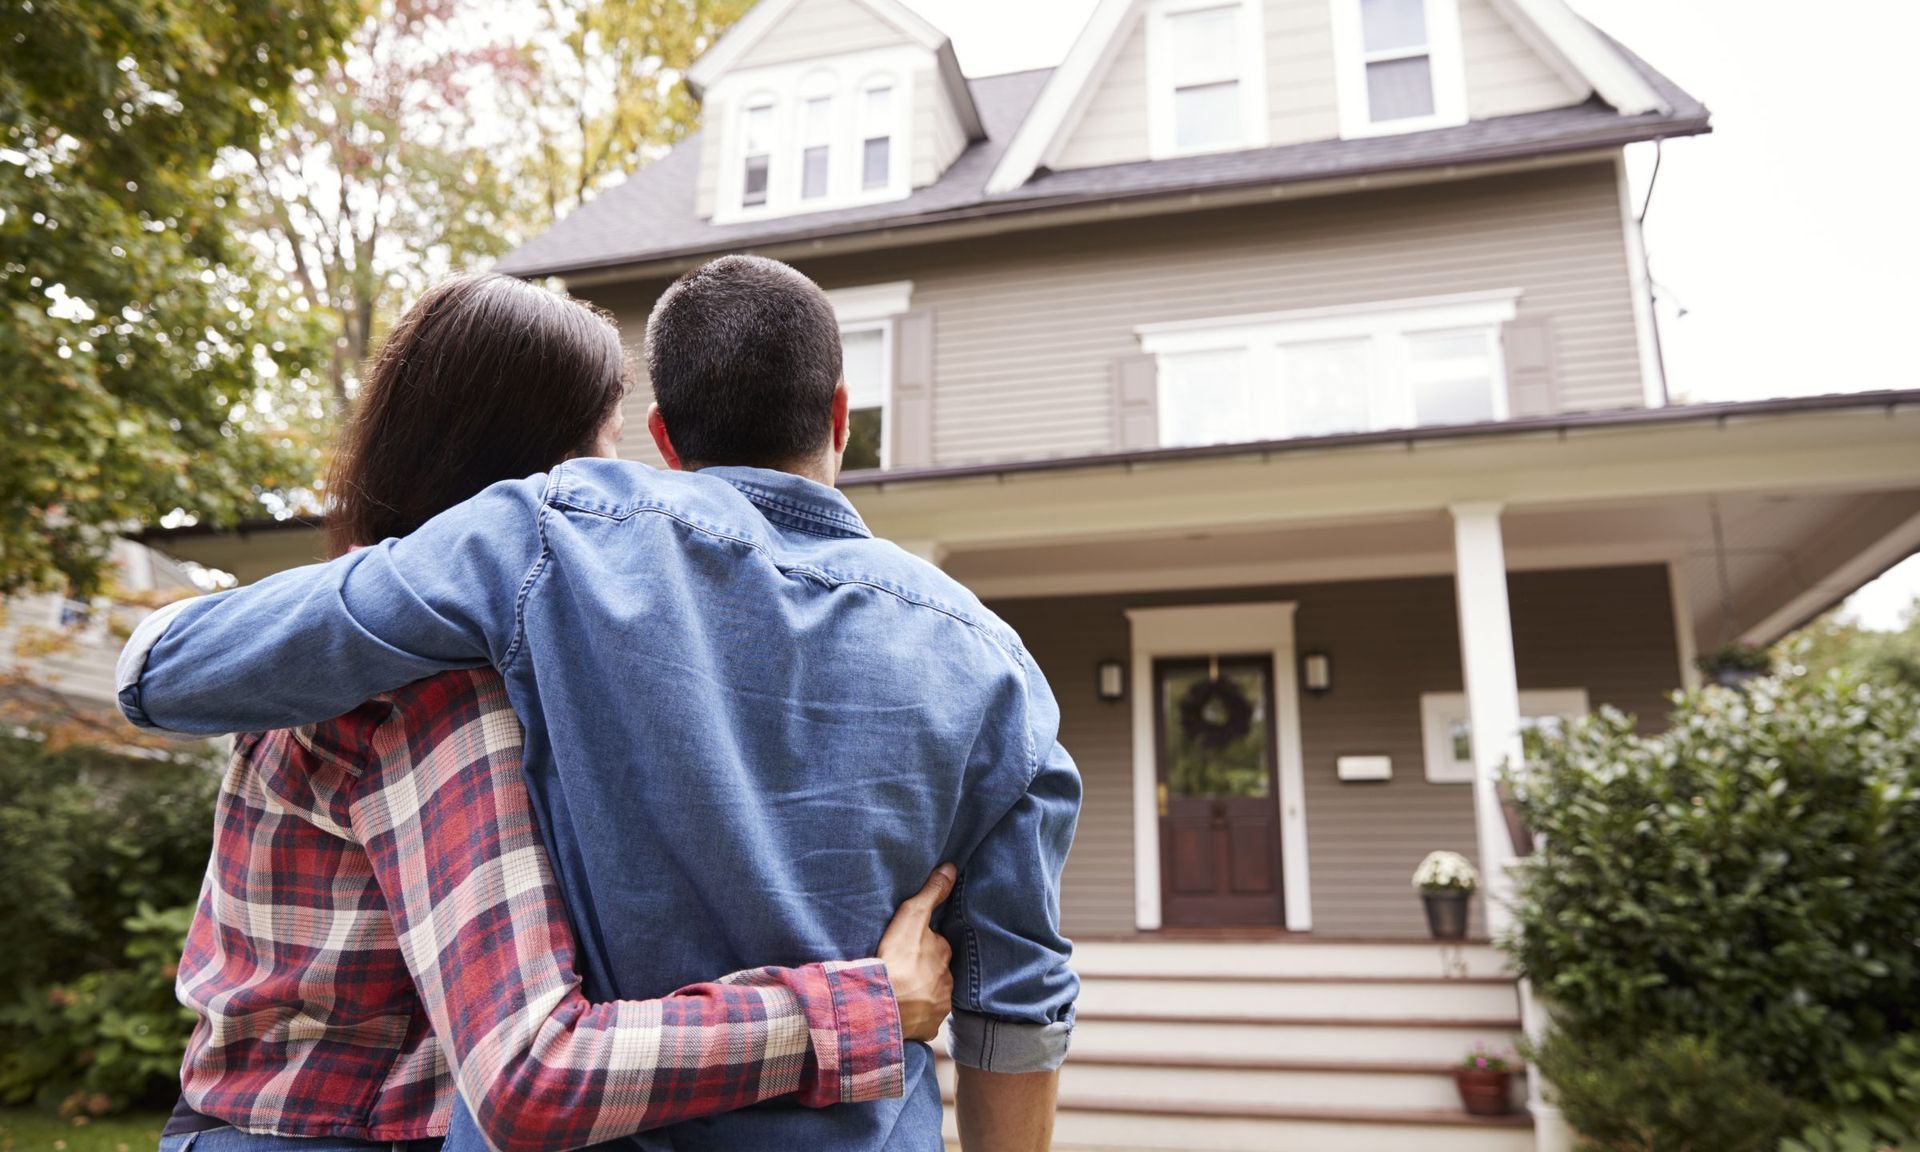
[861, 85, 893, 190]
[801, 96, 833, 200]
[1334, 0, 1467, 137]
[742, 103, 773, 207]
[1147, 0, 1268, 158]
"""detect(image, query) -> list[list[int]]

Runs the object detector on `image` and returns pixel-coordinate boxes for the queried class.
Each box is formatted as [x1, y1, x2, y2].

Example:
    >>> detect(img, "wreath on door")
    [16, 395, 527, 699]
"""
[1177, 676, 1255, 750]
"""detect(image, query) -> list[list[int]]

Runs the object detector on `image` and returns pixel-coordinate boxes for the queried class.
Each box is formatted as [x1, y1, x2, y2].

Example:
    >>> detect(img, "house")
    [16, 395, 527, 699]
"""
[143, 0, 1920, 1147]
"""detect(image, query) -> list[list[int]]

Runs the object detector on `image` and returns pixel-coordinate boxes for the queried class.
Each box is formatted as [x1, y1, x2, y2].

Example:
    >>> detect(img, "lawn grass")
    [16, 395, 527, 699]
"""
[0, 1110, 166, 1152]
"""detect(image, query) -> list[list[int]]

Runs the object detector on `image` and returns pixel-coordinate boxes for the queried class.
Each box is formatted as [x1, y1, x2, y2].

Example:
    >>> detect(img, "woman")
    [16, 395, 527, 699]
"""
[159, 273, 951, 1152]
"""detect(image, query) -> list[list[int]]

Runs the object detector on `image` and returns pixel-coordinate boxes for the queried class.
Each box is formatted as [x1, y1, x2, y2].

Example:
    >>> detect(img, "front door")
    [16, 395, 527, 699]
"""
[1154, 655, 1285, 927]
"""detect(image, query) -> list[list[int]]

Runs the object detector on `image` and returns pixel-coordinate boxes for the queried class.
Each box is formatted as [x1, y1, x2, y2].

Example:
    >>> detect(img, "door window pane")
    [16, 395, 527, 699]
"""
[1409, 327, 1497, 425]
[841, 326, 887, 469]
[1160, 349, 1251, 448]
[1174, 81, 1243, 150]
[1161, 661, 1272, 799]
[1361, 0, 1428, 52]
[1366, 55, 1436, 121]
[1283, 337, 1373, 437]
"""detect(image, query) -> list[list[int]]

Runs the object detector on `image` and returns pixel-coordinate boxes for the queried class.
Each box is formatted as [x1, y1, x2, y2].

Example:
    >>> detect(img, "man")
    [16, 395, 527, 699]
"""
[119, 256, 1080, 1152]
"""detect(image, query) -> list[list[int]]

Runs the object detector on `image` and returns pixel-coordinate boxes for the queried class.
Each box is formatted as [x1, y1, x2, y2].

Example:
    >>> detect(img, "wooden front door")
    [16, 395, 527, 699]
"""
[1154, 655, 1285, 928]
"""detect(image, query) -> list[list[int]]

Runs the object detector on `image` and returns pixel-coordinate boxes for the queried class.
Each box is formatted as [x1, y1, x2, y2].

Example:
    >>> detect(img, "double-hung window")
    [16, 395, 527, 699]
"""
[824, 281, 913, 472]
[800, 95, 833, 201]
[1148, 0, 1267, 157]
[741, 103, 774, 208]
[861, 84, 893, 190]
[1140, 291, 1520, 449]
[1333, 0, 1467, 136]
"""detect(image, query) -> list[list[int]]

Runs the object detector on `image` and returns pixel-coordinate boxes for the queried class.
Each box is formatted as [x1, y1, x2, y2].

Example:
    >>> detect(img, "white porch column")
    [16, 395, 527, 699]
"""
[1448, 502, 1524, 932]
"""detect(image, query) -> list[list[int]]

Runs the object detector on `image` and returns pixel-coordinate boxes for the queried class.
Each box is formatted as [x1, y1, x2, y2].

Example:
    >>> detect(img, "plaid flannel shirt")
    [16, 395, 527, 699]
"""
[174, 667, 903, 1151]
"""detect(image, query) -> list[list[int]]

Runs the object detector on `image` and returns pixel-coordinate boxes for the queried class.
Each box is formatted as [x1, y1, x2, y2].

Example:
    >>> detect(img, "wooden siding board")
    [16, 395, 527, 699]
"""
[1055, 15, 1151, 171]
[733, 0, 910, 71]
[993, 565, 1681, 939]
[1459, 0, 1582, 119]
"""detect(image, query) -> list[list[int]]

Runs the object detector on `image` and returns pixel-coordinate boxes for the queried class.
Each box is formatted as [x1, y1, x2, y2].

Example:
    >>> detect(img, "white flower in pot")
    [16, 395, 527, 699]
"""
[1413, 850, 1479, 940]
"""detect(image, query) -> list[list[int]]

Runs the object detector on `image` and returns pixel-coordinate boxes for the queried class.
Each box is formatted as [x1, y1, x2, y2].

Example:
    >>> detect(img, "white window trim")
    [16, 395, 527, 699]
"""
[1145, 0, 1270, 159]
[1329, 0, 1469, 139]
[710, 47, 920, 225]
[1420, 687, 1590, 783]
[1137, 290, 1520, 445]
[825, 281, 913, 471]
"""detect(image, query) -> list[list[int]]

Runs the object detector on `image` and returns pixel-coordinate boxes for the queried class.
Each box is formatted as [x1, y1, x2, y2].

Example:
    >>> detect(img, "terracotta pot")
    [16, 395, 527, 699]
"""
[1454, 1066, 1513, 1116]
[1421, 889, 1471, 940]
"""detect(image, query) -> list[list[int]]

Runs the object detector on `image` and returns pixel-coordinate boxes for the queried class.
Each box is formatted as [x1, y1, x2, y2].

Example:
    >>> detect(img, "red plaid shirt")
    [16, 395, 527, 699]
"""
[175, 667, 903, 1150]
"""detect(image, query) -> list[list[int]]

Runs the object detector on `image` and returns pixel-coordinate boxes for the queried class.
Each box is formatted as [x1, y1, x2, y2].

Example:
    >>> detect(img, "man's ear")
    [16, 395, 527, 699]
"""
[831, 382, 851, 454]
[647, 404, 686, 471]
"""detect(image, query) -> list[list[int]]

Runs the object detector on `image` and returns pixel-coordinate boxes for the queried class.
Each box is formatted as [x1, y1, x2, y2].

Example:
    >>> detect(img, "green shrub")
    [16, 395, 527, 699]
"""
[1504, 664, 1920, 1145]
[1534, 1031, 1803, 1152]
[0, 732, 217, 1111]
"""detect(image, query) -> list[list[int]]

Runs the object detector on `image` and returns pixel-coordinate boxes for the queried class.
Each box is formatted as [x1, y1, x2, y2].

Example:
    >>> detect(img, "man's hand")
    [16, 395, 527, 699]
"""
[879, 865, 957, 1041]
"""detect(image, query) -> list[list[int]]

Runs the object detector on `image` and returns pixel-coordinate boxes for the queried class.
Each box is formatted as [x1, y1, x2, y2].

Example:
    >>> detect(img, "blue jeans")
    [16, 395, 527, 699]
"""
[158, 1129, 441, 1152]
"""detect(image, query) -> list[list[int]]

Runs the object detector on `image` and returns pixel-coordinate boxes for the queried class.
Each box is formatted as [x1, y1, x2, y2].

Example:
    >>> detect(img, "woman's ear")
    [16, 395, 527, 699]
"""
[647, 404, 686, 471]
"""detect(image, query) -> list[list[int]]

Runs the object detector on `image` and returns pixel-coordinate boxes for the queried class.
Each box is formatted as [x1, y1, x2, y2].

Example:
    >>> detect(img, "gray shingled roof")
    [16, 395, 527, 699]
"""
[496, 48, 1707, 280]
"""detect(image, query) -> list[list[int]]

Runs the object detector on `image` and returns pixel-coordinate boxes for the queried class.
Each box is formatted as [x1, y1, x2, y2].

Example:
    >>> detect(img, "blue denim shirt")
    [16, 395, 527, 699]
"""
[119, 462, 1080, 1152]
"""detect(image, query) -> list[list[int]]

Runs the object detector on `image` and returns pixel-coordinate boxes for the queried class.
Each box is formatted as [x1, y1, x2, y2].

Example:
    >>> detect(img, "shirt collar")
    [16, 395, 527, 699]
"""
[701, 466, 873, 540]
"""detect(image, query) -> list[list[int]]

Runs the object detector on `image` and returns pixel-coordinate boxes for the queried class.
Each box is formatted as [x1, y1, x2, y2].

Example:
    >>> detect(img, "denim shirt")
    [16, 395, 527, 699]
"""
[118, 462, 1080, 1152]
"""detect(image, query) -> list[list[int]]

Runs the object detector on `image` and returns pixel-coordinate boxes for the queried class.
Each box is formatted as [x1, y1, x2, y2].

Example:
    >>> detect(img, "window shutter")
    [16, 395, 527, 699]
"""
[1112, 354, 1160, 451]
[890, 308, 936, 468]
[1502, 317, 1559, 418]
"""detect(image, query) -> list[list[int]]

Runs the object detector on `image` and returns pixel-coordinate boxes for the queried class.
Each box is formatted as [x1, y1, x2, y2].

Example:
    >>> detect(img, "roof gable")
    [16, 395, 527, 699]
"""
[986, 0, 1669, 194]
[688, 0, 983, 138]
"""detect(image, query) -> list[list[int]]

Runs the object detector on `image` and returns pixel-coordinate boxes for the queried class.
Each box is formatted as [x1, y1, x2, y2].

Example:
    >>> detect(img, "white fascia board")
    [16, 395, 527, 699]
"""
[985, 0, 1141, 195]
[689, 0, 952, 96]
[1486, 0, 1668, 116]
[825, 280, 914, 324]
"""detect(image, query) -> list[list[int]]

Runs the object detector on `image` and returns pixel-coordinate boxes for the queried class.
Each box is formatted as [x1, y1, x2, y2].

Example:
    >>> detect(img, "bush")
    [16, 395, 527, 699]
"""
[1505, 664, 1920, 1147]
[0, 732, 217, 1111]
[1533, 1031, 1802, 1152]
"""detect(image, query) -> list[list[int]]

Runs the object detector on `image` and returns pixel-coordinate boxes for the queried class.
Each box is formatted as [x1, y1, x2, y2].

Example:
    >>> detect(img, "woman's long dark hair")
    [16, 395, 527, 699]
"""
[326, 273, 630, 556]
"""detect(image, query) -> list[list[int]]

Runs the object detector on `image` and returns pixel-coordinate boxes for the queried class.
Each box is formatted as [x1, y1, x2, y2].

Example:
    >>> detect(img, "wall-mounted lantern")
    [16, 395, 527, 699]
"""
[1097, 659, 1126, 702]
[1301, 650, 1333, 695]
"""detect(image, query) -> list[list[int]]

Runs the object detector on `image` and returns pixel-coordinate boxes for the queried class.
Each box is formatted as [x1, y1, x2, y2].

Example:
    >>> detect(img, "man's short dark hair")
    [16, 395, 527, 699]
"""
[644, 255, 842, 469]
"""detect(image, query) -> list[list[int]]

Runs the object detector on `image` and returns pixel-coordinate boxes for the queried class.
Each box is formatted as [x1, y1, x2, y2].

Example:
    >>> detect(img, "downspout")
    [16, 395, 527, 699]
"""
[1637, 140, 1672, 405]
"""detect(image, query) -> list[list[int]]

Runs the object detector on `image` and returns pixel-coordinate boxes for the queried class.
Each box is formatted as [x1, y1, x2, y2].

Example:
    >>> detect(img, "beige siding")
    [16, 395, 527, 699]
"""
[1054, 14, 1151, 171]
[993, 564, 1681, 939]
[924, 69, 968, 185]
[732, 0, 910, 71]
[587, 164, 1644, 470]
[1459, 0, 1581, 118]
[695, 112, 724, 220]
[1052, 0, 1575, 172]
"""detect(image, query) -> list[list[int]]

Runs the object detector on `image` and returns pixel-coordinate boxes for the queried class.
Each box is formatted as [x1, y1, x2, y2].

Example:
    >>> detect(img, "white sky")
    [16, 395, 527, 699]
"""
[898, 0, 1920, 630]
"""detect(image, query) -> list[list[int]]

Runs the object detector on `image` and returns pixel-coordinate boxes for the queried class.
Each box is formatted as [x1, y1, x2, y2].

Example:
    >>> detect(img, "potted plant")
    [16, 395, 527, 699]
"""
[1696, 642, 1771, 689]
[1454, 1042, 1517, 1116]
[1412, 850, 1479, 940]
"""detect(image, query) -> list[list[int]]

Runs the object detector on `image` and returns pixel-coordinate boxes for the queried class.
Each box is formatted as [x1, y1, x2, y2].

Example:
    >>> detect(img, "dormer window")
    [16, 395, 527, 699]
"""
[800, 95, 833, 200]
[861, 84, 893, 190]
[1333, 0, 1467, 137]
[1146, 0, 1268, 158]
[741, 103, 773, 208]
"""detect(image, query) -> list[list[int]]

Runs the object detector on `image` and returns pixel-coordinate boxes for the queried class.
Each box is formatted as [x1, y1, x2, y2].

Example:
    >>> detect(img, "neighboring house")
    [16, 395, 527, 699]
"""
[145, 0, 1920, 1147]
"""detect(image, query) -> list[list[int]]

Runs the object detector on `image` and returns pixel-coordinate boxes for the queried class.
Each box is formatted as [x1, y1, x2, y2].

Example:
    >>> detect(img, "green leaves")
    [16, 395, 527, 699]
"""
[1505, 666, 1920, 1148]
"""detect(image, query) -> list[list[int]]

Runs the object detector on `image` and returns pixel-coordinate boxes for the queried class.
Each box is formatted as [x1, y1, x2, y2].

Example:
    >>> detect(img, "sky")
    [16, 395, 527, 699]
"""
[896, 0, 1920, 630]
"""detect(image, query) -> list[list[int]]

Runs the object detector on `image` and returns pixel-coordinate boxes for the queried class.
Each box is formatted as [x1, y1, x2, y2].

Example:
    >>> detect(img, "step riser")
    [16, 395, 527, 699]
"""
[1070, 1019, 1523, 1062]
[936, 1061, 1524, 1112]
[1076, 978, 1519, 1020]
[1072, 941, 1512, 980]
[942, 1110, 1535, 1152]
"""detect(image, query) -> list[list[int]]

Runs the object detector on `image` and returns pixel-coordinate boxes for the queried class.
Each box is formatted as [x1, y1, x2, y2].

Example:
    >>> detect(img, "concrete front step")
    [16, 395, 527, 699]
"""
[1071, 938, 1511, 980]
[1075, 974, 1521, 1020]
[936, 1053, 1528, 1112]
[1068, 1011, 1525, 1062]
[940, 1097, 1534, 1152]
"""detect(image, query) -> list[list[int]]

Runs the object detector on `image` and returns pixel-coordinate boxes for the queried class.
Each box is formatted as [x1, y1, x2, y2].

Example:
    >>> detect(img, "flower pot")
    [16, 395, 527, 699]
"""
[1421, 889, 1471, 940]
[1708, 665, 1764, 690]
[1454, 1066, 1513, 1116]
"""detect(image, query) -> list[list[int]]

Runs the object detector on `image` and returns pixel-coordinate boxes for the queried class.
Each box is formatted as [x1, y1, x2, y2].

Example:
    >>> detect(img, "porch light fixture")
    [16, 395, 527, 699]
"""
[1302, 650, 1333, 695]
[1097, 659, 1126, 702]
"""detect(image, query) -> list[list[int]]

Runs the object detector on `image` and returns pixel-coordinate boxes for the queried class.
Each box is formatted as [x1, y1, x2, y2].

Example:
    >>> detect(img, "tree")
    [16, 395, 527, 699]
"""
[512, 0, 753, 227]
[0, 0, 352, 597]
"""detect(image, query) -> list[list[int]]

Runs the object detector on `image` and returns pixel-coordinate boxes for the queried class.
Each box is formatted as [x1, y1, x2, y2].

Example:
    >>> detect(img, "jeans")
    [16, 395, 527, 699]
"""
[158, 1129, 441, 1152]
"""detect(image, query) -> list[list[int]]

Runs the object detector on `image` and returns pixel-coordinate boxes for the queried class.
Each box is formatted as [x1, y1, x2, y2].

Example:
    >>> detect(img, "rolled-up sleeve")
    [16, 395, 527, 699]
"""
[945, 713, 1081, 1073]
[118, 474, 548, 736]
